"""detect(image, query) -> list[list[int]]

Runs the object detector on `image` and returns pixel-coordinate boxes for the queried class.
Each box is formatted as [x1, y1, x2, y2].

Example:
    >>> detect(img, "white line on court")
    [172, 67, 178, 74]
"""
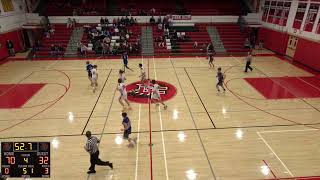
[259, 129, 319, 134]
[134, 104, 141, 180]
[153, 56, 169, 180]
[195, 56, 207, 66]
[256, 131, 294, 177]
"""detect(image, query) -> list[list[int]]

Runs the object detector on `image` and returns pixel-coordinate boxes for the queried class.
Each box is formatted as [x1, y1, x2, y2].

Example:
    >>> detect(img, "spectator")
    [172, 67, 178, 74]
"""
[80, 43, 87, 57]
[150, 16, 156, 24]
[73, 9, 77, 16]
[35, 40, 41, 51]
[50, 44, 56, 56]
[6, 40, 15, 56]
[58, 44, 64, 56]
[49, 26, 55, 35]
[67, 18, 72, 28]
[105, 18, 109, 24]
[157, 16, 162, 24]
[157, 23, 163, 32]
[100, 17, 105, 24]
[72, 18, 77, 27]
[150, 8, 156, 15]
[129, 17, 134, 25]
[193, 41, 198, 49]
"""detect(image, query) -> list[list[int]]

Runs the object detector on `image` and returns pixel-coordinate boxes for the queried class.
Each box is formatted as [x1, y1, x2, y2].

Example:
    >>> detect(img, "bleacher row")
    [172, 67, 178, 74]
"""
[34, 23, 249, 58]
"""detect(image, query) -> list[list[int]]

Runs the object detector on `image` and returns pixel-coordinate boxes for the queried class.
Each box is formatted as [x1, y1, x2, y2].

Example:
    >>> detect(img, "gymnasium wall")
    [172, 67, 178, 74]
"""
[0, 29, 24, 60]
[294, 38, 320, 71]
[259, 27, 320, 71]
[259, 27, 289, 55]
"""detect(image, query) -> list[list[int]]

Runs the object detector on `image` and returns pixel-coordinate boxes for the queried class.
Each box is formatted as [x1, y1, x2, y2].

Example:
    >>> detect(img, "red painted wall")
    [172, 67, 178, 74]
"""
[0, 30, 25, 60]
[294, 38, 320, 71]
[259, 28, 289, 55]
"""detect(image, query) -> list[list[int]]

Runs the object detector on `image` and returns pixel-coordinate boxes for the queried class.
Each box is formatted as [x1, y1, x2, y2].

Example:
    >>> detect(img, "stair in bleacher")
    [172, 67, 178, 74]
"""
[206, 26, 226, 54]
[214, 24, 249, 54]
[65, 27, 84, 57]
[141, 26, 154, 56]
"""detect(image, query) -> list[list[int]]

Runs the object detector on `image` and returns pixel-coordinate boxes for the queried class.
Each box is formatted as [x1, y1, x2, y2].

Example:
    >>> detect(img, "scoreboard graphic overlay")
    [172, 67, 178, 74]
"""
[1, 142, 50, 178]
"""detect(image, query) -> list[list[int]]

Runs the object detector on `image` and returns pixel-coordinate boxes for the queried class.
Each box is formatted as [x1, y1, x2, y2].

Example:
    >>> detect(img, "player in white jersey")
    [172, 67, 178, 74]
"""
[119, 69, 126, 83]
[150, 80, 167, 109]
[117, 78, 131, 111]
[91, 65, 98, 93]
[138, 63, 146, 84]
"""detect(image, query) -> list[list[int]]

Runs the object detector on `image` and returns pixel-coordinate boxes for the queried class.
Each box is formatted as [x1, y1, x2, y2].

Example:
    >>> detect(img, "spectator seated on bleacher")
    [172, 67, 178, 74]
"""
[82, 16, 140, 56]
[67, 18, 73, 28]
[157, 23, 163, 32]
[150, 16, 156, 24]
[193, 41, 198, 49]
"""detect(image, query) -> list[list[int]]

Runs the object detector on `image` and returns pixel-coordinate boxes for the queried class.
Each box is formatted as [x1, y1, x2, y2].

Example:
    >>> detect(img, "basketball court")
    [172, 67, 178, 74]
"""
[0, 53, 320, 180]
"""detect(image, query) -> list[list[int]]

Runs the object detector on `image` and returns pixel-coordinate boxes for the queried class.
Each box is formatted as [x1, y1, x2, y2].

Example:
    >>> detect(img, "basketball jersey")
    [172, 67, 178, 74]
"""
[86, 64, 93, 73]
[122, 117, 131, 133]
[140, 67, 146, 77]
[91, 68, 97, 79]
[217, 72, 224, 82]
[118, 83, 127, 95]
[119, 73, 125, 82]
[152, 84, 160, 94]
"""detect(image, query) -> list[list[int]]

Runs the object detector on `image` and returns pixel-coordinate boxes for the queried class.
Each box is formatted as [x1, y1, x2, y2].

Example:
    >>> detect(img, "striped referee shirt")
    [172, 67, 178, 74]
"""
[85, 136, 100, 154]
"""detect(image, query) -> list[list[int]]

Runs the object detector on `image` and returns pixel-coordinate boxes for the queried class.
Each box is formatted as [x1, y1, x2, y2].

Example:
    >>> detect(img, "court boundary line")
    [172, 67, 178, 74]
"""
[134, 104, 141, 180]
[257, 131, 294, 177]
[152, 56, 169, 180]
[262, 160, 278, 179]
[169, 56, 217, 180]
[81, 69, 113, 135]
[147, 56, 154, 180]
[184, 67, 216, 128]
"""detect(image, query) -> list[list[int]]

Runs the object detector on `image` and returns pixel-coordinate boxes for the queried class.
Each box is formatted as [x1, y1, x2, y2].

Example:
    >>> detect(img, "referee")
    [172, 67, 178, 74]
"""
[84, 131, 113, 174]
[244, 51, 253, 72]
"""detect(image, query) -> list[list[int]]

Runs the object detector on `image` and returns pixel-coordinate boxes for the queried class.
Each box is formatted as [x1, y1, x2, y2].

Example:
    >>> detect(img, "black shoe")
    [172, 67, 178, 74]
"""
[109, 163, 113, 169]
[87, 170, 96, 174]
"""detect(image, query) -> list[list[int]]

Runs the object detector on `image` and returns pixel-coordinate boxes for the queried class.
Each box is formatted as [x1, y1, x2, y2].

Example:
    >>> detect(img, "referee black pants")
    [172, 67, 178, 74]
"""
[245, 61, 253, 72]
[89, 150, 110, 171]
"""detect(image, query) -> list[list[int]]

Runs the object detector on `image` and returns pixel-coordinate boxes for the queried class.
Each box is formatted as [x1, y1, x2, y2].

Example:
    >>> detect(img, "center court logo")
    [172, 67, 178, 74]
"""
[126, 80, 177, 104]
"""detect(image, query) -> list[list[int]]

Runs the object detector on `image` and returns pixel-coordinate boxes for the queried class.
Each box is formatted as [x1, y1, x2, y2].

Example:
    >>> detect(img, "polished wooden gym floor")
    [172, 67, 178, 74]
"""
[1, 51, 320, 180]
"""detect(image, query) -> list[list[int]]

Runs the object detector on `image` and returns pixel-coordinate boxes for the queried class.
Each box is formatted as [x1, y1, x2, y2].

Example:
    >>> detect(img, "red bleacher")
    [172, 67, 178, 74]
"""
[35, 24, 73, 56]
[215, 24, 249, 53]
[172, 24, 211, 54]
